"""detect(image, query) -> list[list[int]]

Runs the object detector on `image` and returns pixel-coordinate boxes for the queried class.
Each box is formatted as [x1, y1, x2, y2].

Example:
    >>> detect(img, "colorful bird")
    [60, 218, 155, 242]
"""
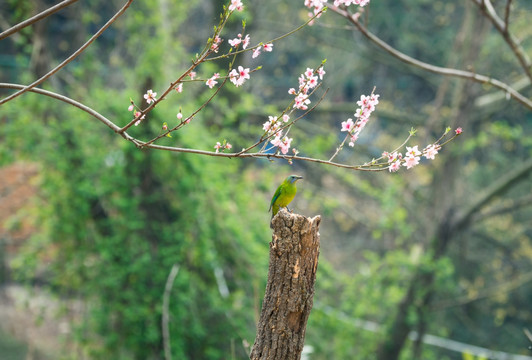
[269, 175, 303, 221]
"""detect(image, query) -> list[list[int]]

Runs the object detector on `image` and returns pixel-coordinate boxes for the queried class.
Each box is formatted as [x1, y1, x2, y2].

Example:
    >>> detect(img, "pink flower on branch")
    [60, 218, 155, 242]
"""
[229, 66, 250, 87]
[228, 0, 244, 11]
[144, 89, 157, 104]
[206, 73, 220, 89]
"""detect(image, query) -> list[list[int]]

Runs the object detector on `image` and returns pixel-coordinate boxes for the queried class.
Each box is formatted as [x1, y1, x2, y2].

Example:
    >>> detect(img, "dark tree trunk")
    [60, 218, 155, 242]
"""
[250, 209, 321, 360]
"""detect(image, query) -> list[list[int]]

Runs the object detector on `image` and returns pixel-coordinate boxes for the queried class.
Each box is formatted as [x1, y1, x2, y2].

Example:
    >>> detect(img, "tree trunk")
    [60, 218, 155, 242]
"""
[250, 209, 321, 360]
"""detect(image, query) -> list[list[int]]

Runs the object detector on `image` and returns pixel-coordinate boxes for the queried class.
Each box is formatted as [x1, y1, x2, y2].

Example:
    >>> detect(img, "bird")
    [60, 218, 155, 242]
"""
[269, 175, 303, 223]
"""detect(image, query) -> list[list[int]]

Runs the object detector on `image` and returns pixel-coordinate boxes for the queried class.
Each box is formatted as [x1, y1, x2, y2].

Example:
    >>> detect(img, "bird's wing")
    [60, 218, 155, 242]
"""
[269, 185, 283, 212]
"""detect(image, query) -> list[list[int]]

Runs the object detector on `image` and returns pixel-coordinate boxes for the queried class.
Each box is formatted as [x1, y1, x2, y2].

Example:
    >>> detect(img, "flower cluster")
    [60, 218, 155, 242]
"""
[211, 35, 222, 53]
[228, 33, 250, 49]
[229, 66, 251, 87]
[288, 67, 325, 110]
[384, 144, 441, 172]
[252, 42, 273, 59]
[214, 141, 232, 153]
[340, 93, 379, 146]
[262, 114, 292, 154]
[304, 0, 370, 17]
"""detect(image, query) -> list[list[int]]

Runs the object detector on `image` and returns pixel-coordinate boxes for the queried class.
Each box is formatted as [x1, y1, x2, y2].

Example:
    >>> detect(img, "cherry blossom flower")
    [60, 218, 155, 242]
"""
[206, 73, 220, 89]
[403, 146, 421, 169]
[134, 111, 145, 126]
[214, 142, 223, 152]
[389, 160, 401, 172]
[228, 0, 243, 11]
[175, 83, 183, 93]
[144, 89, 157, 104]
[128, 104, 134, 112]
[229, 66, 250, 87]
[228, 37, 241, 47]
[252, 47, 261, 58]
[188, 71, 196, 80]
[403, 155, 420, 169]
[455, 127, 463, 134]
[242, 34, 251, 49]
[263, 43, 273, 52]
[423, 144, 440, 160]
[177, 112, 183, 120]
[341, 118, 355, 132]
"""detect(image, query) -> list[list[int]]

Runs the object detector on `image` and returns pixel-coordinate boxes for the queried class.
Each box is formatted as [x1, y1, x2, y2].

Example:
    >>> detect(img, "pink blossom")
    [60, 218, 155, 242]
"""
[282, 114, 290, 122]
[348, 134, 358, 147]
[403, 156, 420, 169]
[293, 93, 310, 110]
[406, 145, 422, 157]
[242, 34, 251, 49]
[455, 127, 463, 135]
[317, 67, 326, 80]
[128, 104, 134, 112]
[144, 89, 157, 104]
[389, 160, 401, 172]
[175, 83, 183, 93]
[177, 112, 183, 120]
[162, 123, 168, 131]
[206, 73, 220, 89]
[188, 71, 196, 80]
[228, 36, 242, 47]
[134, 111, 145, 126]
[225, 143, 232, 150]
[263, 43, 273, 52]
[341, 118, 355, 132]
[211, 36, 222, 52]
[229, 66, 250, 87]
[252, 47, 261, 58]
[214, 142, 222, 153]
[423, 144, 440, 160]
[288, 88, 297, 95]
[228, 0, 243, 11]
[271, 136, 293, 154]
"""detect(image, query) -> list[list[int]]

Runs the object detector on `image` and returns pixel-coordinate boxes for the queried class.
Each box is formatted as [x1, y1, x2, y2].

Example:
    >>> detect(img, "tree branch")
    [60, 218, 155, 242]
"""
[470, 0, 532, 83]
[0, 0, 79, 41]
[0, 0, 133, 106]
[453, 157, 532, 230]
[329, 6, 532, 111]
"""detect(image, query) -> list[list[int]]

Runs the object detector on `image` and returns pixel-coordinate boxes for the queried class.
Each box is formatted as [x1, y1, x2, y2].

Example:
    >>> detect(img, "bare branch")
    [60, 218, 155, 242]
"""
[470, 0, 532, 83]
[504, 0, 513, 31]
[0, 82, 135, 140]
[453, 157, 532, 230]
[329, 5, 532, 111]
[0, 0, 79, 41]
[0, 0, 133, 106]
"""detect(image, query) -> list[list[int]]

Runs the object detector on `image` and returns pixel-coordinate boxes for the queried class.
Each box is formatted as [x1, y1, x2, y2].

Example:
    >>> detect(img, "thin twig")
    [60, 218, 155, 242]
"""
[470, 0, 532, 83]
[162, 264, 180, 360]
[0, 0, 79, 41]
[503, 0, 513, 32]
[0, 0, 133, 106]
[329, 5, 532, 111]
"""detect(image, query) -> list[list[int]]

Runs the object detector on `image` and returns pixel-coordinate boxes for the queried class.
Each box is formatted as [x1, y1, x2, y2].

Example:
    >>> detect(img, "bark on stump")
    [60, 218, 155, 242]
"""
[250, 208, 321, 360]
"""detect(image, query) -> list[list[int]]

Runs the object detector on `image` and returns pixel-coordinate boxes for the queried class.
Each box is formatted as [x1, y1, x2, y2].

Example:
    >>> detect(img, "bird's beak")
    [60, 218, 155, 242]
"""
[296, 176, 303, 180]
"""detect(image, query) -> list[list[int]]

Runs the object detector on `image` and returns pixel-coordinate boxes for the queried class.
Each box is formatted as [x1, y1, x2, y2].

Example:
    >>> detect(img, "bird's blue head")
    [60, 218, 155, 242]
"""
[287, 175, 303, 184]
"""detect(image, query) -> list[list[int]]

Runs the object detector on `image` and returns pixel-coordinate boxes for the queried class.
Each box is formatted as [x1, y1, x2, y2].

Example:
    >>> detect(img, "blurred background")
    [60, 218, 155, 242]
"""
[1, 0, 531, 359]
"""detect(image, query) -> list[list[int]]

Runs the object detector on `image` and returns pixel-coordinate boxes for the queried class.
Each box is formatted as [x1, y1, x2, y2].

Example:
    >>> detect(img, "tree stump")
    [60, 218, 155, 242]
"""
[250, 209, 321, 360]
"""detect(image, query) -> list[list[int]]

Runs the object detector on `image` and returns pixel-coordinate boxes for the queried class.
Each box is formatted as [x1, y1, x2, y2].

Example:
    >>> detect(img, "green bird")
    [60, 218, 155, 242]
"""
[269, 175, 303, 221]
